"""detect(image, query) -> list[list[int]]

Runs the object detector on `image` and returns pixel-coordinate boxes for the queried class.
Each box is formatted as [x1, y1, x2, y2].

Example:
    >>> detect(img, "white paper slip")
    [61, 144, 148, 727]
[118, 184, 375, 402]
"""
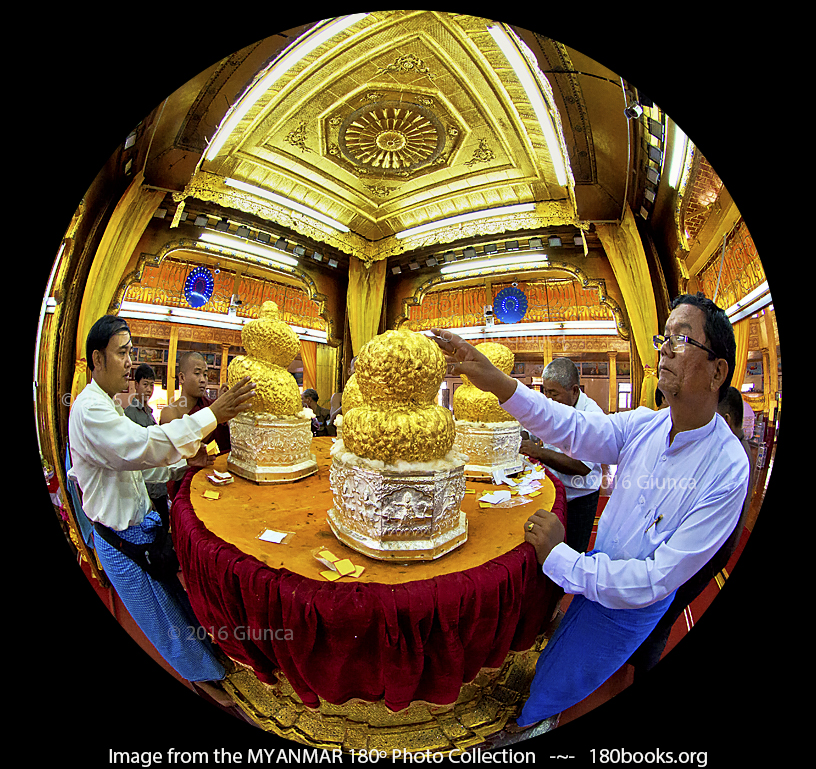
[480, 489, 512, 504]
[212, 470, 232, 480]
[258, 529, 288, 544]
[491, 469, 518, 486]
[516, 480, 542, 495]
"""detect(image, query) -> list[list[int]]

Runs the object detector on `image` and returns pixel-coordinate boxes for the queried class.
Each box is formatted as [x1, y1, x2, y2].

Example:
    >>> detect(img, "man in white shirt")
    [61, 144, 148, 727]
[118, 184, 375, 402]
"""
[68, 315, 255, 704]
[430, 292, 749, 729]
[520, 358, 604, 552]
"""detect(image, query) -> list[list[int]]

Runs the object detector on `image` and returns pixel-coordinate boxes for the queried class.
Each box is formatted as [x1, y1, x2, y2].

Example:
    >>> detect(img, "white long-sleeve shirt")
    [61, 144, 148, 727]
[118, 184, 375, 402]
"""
[538, 390, 604, 501]
[502, 383, 750, 609]
[68, 378, 217, 531]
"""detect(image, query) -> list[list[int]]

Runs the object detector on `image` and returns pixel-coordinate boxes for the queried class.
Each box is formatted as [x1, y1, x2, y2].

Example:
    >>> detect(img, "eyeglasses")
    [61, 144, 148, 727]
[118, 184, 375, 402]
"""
[653, 334, 718, 359]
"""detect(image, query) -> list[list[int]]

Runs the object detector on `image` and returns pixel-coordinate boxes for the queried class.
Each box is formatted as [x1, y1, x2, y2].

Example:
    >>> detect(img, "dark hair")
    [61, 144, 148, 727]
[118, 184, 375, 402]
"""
[717, 386, 744, 429]
[134, 363, 156, 382]
[302, 388, 319, 402]
[670, 292, 735, 401]
[86, 315, 130, 372]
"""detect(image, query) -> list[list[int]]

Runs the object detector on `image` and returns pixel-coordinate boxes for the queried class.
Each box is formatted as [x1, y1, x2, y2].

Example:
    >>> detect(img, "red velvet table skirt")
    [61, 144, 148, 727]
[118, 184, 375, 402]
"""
[171, 466, 567, 712]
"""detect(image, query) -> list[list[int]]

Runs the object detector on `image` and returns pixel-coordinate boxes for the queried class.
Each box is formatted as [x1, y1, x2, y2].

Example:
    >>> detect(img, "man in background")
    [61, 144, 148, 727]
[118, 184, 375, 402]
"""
[161, 351, 231, 498]
[302, 388, 331, 436]
[520, 358, 604, 553]
[124, 363, 170, 526]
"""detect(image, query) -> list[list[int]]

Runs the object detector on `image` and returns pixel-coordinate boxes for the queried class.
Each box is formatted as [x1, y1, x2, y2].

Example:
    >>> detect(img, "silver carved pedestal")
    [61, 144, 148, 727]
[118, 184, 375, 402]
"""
[452, 420, 524, 480]
[327, 451, 468, 561]
[227, 412, 318, 484]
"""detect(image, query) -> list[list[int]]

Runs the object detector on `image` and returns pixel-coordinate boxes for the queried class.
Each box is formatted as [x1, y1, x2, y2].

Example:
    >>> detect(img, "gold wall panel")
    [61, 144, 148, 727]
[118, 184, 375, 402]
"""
[697, 219, 766, 311]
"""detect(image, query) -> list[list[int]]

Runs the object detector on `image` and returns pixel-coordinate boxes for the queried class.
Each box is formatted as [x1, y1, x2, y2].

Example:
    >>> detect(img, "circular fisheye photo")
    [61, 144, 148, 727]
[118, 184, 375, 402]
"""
[32, 10, 782, 764]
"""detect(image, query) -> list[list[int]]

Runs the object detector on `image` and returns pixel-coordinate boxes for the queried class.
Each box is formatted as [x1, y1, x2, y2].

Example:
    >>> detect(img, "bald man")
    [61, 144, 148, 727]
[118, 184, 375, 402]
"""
[161, 351, 231, 497]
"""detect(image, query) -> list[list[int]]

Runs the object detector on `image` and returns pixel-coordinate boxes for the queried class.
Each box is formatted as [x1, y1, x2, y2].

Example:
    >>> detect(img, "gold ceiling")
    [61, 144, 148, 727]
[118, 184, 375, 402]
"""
[176, 10, 579, 263]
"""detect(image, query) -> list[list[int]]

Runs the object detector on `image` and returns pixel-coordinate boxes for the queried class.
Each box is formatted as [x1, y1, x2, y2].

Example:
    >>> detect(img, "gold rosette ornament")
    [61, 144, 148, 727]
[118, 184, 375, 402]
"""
[453, 342, 516, 423]
[227, 301, 301, 416]
[342, 328, 454, 464]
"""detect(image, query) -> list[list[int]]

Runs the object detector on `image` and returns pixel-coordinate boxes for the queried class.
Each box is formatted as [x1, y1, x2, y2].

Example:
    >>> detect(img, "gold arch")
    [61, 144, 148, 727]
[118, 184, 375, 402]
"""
[394, 261, 630, 341]
[107, 238, 341, 347]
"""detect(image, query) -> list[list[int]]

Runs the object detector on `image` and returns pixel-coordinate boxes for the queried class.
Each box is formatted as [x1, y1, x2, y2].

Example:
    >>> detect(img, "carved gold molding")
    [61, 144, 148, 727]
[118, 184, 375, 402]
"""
[382, 201, 583, 258]
[108, 238, 341, 347]
[673, 143, 697, 253]
[173, 172, 583, 266]
[394, 261, 629, 341]
[172, 171, 369, 260]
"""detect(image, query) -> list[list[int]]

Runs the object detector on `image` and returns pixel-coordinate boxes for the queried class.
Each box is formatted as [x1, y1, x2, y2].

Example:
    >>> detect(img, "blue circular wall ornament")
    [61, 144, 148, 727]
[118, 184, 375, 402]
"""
[493, 286, 528, 324]
[184, 266, 215, 309]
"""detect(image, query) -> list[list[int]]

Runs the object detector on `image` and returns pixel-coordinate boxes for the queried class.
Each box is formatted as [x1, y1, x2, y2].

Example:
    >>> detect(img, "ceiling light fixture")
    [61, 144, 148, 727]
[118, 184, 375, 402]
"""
[426, 319, 617, 340]
[204, 13, 368, 161]
[668, 123, 689, 188]
[487, 24, 568, 187]
[395, 203, 535, 240]
[199, 232, 299, 267]
[439, 251, 549, 276]
[224, 178, 349, 232]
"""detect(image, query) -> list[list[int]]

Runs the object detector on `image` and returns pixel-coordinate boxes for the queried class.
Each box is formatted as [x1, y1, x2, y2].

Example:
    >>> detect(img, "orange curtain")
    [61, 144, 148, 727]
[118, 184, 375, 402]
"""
[730, 317, 750, 391]
[347, 256, 387, 356]
[596, 204, 659, 409]
[301, 339, 318, 392]
[71, 171, 165, 401]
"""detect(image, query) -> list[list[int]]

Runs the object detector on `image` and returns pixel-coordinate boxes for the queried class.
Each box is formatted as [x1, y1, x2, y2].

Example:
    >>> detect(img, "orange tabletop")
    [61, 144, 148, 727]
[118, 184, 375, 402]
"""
[189, 437, 559, 583]
[172, 438, 567, 710]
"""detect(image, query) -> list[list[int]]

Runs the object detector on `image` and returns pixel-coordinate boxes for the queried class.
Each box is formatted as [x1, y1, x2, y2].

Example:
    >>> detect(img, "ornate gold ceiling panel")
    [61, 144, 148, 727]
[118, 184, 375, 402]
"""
[186, 10, 577, 258]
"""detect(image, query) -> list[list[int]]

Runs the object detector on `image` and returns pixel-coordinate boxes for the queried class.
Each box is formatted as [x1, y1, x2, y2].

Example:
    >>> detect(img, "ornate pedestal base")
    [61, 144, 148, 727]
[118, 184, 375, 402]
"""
[227, 412, 318, 484]
[327, 448, 467, 561]
[453, 421, 523, 480]
[221, 633, 555, 755]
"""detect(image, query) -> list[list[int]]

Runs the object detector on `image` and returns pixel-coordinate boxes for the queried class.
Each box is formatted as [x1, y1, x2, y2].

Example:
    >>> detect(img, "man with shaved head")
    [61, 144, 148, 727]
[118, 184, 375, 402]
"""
[161, 351, 231, 498]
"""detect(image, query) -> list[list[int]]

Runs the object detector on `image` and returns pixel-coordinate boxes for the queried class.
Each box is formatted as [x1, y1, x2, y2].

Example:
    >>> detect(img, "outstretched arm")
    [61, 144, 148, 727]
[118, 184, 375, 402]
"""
[428, 328, 518, 402]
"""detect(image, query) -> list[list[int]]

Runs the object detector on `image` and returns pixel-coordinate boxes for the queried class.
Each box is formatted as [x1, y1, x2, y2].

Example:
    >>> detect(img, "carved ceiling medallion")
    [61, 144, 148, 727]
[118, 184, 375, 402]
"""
[339, 101, 445, 173]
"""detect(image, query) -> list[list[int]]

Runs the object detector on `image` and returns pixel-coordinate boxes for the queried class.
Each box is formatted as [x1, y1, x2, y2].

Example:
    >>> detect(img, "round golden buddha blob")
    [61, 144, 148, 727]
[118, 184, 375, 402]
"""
[227, 301, 301, 416]
[342, 403, 455, 464]
[343, 328, 454, 463]
[355, 328, 447, 405]
[341, 373, 364, 414]
[454, 341, 516, 423]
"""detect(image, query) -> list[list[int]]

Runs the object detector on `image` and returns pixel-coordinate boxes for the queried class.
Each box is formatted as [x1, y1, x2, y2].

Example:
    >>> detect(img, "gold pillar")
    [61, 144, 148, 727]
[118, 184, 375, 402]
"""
[596, 204, 659, 410]
[220, 344, 231, 386]
[70, 171, 165, 402]
[762, 310, 778, 420]
[607, 350, 618, 413]
[316, 343, 338, 408]
[167, 326, 179, 405]
[630, 343, 643, 410]
[542, 336, 553, 369]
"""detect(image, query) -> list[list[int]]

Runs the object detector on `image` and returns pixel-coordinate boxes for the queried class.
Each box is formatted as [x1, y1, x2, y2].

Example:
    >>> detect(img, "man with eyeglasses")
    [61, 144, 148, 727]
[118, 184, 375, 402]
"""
[429, 292, 749, 731]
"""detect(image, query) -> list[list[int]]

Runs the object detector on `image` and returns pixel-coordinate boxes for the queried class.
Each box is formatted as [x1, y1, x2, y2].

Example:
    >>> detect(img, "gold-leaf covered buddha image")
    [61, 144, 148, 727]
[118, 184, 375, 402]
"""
[341, 328, 454, 463]
[453, 342, 516, 423]
[227, 301, 301, 416]
[340, 373, 363, 414]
